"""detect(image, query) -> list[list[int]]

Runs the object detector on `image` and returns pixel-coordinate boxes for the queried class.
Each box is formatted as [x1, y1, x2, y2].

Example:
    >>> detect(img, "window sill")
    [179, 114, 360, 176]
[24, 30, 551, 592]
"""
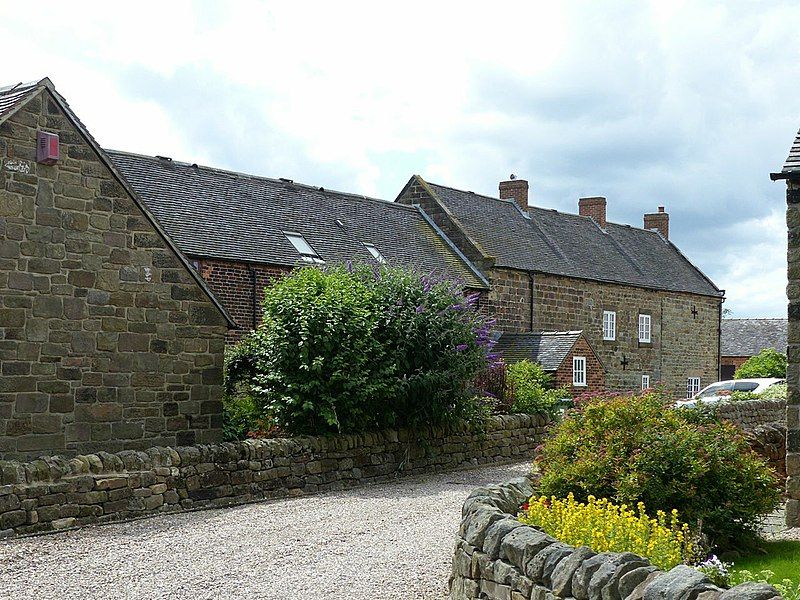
[572, 383, 588, 388]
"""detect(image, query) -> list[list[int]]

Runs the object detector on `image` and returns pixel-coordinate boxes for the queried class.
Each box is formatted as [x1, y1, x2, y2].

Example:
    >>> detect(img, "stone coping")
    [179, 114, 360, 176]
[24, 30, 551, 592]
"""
[450, 476, 784, 600]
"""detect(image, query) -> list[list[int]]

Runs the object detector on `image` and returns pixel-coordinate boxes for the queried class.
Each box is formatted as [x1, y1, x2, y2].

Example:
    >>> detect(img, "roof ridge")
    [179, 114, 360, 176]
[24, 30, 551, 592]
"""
[426, 179, 690, 238]
[106, 149, 418, 212]
[723, 317, 787, 321]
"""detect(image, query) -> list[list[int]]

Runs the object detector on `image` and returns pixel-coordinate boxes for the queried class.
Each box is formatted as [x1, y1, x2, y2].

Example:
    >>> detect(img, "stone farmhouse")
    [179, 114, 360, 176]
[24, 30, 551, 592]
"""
[0, 79, 233, 459]
[720, 318, 787, 379]
[106, 151, 490, 344]
[396, 176, 725, 396]
[772, 125, 799, 527]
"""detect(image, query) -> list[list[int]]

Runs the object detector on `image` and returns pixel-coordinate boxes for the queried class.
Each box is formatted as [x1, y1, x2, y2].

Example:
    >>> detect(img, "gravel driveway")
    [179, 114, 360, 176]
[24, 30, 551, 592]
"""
[0, 461, 530, 600]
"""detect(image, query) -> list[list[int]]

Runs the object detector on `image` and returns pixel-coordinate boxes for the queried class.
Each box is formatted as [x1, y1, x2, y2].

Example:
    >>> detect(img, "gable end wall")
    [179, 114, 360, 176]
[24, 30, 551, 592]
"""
[0, 89, 227, 459]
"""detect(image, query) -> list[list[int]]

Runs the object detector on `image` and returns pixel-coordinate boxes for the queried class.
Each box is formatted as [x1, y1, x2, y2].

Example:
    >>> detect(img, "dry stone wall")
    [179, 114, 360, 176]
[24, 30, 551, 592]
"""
[0, 414, 548, 537]
[451, 477, 783, 600]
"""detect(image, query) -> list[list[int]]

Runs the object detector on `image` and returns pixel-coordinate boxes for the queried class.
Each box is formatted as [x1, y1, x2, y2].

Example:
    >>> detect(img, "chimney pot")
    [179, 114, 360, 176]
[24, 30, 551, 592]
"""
[578, 196, 607, 229]
[499, 178, 529, 212]
[644, 206, 669, 239]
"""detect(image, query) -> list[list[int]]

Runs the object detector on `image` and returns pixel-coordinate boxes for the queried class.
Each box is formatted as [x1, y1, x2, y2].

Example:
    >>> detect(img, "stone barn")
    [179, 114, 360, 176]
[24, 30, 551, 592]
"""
[0, 78, 234, 459]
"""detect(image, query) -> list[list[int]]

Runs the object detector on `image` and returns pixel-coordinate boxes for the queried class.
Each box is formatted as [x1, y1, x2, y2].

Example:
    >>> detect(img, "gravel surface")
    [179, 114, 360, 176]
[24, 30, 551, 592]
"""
[0, 462, 530, 600]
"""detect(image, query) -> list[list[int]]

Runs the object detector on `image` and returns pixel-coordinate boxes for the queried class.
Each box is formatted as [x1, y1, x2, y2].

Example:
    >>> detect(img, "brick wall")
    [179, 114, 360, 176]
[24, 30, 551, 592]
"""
[196, 257, 488, 344]
[720, 355, 748, 379]
[786, 178, 800, 527]
[490, 270, 720, 396]
[553, 336, 605, 393]
[196, 259, 290, 344]
[0, 88, 228, 459]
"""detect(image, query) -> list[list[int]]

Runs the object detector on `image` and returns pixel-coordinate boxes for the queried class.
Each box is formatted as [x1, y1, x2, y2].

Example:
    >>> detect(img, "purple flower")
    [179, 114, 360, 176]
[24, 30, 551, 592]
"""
[455, 343, 468, 352]
[415, 305, 425, 314]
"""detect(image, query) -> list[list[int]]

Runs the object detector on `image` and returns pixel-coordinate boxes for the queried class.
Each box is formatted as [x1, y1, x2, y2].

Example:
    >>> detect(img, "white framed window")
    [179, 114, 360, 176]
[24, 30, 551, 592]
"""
[573, 356, 587, 387]
[686, 377, 701, 399]
[283, 231, 324, 264]
[638, 314, 651, 343]
[641, 375, 650, 390]
[602, 311, 616, 341]
[362, 242, 386, 264]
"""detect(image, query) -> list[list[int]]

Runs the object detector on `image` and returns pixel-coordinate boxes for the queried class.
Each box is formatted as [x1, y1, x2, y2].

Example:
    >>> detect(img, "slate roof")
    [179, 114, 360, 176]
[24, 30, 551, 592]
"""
[721, 318, 787, 357]
[0, 78, 236, 328]
[771, 127, 800, 180]
[0, 81, 42, 121]
[405, 177, 722, 297]
[108, 151, 488, 289]
[493, 331, 583, 370]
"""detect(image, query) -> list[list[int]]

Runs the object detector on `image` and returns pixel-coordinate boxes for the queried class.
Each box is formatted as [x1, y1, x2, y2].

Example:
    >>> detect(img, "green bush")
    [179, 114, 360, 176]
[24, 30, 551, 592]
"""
[506, 360, 570, 416]
[225, 265, 493, 435]
[759, 382, 787, 400]
[537, 392, 781, 549]
[734, 349, 787, 379]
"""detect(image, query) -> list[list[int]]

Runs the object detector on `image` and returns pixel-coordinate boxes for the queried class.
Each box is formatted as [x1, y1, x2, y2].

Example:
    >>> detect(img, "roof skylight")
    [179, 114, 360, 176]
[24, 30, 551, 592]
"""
[362, 242, 386, 264]
[283, 231, 324, 264]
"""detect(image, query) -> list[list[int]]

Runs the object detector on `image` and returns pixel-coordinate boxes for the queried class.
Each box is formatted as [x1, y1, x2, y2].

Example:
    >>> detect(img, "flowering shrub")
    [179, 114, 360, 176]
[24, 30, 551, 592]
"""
[519, 493, 693, 570]
[225, 265, 495, 434]
[537, 392, 781, 548]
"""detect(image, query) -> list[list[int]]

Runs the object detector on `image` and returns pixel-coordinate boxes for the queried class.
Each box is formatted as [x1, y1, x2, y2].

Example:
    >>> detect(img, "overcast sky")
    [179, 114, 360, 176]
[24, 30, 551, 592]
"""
[3, 1, 799, 317]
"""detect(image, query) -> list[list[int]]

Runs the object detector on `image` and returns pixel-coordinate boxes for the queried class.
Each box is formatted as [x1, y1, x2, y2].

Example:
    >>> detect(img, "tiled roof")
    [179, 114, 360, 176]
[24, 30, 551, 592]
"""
[493, 331, 582, 370]
[415, 178, 721, 297]
[108, 151, 488, 289]
[771, 127, 800, 181]
[721, 318, 787, 357]
[0, 80, 46, 122]
[782, 128, 800, 174]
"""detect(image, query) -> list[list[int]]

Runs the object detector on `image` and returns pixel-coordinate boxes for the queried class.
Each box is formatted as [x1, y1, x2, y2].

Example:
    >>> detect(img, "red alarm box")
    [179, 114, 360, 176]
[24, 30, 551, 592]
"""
[37, 131, 59, 165]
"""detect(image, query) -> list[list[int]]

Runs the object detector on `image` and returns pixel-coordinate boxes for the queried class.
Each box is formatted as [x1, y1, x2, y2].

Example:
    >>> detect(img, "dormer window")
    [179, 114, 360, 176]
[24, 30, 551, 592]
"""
[362, 243, 386, 264]
[283, 231, 324, 264]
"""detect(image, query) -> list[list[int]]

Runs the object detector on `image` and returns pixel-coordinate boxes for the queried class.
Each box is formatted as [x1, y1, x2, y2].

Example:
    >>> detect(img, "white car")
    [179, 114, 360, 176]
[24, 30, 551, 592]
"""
[676, 378, 785, 408]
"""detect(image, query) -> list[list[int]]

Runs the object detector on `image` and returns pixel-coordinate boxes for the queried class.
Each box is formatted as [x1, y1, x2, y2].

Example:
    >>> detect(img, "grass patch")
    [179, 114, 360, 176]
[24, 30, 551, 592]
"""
[732, 541, 800, 582]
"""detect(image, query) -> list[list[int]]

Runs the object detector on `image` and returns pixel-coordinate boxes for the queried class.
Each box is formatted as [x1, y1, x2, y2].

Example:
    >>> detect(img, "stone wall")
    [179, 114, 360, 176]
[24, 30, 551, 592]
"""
[0, 86, 229, 459]
[785, 177, 800, 527]
[526, 272, 720, 396]
[715, 398, 786, 430]
[451, 477, 782, 600]
[0, 413, 548, 537]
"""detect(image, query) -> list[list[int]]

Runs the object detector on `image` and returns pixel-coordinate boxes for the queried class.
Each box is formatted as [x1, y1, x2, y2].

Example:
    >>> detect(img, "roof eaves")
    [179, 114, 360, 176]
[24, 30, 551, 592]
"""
[41, 83, 238, 329]
[413, 205, 490, 289]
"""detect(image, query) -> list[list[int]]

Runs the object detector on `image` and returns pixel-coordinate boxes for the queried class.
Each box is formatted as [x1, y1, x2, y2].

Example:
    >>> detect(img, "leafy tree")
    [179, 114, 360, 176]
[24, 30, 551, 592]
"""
[734, 348, 787, 379]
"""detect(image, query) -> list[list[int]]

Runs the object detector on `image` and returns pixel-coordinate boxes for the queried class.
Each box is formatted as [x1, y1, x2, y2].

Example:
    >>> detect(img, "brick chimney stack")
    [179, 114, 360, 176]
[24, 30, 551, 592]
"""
[578, 196, 607, 229]
[499, 176, 529, 212]
[644, 206, 669, 239]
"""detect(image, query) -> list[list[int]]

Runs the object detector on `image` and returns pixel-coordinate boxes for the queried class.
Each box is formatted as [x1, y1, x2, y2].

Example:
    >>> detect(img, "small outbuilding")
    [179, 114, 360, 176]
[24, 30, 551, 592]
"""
[493, 331, 606, 394]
